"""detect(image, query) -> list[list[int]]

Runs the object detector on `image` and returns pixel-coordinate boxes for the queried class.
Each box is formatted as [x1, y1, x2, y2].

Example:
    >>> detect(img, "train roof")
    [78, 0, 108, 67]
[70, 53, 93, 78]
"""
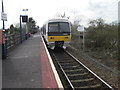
[48, 18, 70, 23]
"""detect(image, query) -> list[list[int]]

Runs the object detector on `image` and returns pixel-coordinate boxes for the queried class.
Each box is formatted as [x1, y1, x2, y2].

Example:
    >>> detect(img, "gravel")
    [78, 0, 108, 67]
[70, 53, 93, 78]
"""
[66, 46, 119, 90]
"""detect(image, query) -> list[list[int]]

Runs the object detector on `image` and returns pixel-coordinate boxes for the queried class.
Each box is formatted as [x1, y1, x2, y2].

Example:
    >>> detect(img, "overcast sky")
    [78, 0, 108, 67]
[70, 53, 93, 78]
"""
[0, 0, 119, 29]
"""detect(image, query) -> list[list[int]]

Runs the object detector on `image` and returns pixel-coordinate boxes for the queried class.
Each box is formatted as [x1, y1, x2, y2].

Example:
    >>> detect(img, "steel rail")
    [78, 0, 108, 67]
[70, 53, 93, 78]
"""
[65, 50, 115, 90]
[51, 51, 75, 90]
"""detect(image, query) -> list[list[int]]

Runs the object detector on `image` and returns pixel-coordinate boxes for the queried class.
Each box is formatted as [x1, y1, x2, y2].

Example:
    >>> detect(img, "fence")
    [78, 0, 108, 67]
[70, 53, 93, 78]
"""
[2, 32, 28, 59]
[5, 33, 26, 50]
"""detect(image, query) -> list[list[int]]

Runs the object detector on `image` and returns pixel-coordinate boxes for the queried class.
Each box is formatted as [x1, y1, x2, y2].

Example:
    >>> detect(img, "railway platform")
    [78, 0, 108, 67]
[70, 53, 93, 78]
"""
[2, 32, 63, 88]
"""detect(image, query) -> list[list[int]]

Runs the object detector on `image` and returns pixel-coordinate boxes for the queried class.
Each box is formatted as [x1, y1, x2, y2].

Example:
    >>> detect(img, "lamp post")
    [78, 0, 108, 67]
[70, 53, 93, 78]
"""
[1, 0, 5, 29]
[1, 0, 7, 29]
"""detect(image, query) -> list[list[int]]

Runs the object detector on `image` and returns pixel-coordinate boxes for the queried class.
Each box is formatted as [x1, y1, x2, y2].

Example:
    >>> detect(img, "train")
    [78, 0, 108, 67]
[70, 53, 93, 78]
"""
[41, 18, 71, 49]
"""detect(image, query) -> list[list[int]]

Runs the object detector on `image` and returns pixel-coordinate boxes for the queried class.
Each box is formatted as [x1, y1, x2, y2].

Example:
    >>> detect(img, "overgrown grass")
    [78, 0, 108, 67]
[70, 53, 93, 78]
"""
[70, 21, 118, 72]
[85, 26, 118, 59]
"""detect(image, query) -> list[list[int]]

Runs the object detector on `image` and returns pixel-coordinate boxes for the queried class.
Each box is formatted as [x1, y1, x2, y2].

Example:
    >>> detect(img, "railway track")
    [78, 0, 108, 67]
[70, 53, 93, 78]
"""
[49, 48, 114, 90]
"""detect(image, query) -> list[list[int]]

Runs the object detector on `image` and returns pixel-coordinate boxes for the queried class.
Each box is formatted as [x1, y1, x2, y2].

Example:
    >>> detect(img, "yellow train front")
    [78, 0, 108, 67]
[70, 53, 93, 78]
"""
[42, 18, 71, 49]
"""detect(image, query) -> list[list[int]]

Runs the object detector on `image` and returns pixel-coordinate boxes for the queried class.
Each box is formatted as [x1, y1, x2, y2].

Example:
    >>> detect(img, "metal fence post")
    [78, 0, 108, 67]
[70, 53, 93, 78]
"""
[20, 15, 22, 43]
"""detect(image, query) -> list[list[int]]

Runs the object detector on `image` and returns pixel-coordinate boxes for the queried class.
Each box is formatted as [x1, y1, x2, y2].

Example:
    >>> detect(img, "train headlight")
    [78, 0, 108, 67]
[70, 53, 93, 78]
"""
[50, 37, 54, 39]
[65, 37, 68, 39]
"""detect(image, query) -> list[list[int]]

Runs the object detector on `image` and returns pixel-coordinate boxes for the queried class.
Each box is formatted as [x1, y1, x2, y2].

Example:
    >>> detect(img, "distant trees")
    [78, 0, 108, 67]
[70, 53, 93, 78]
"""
[9, 24, 20, 34]
[88, 18, 105, 27]
[27, 17, 38, 34]
[70, 18, 83, 49]
[71, 18, 118, 59]
[86, 18, 117, 58]
[8, 17, 38, 34]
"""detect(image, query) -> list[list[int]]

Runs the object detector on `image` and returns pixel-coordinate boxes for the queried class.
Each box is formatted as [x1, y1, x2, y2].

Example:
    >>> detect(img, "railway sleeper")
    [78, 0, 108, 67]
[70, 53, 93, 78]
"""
[68, 74, 93, 80]
[62, 66, 84, 70]
[71, 77, 95, 83]
[71, 79, 102, 88]
[60, 61, 76, 65]
[74, 83, 101, 89]
[64, 68, 83, 72]
[60, 62, 79, 66]
[62, 65, 80, 68]
[59, 60, 75, 63]
[66, 69, 88, 74]
[58, 58, 72, 60]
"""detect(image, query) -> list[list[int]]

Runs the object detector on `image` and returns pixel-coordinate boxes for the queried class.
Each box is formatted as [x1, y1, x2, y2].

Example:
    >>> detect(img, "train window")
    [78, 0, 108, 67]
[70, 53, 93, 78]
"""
[48, 23, 59, 32]
[48, 22, 70, 33]
[59, 22, 70, 32]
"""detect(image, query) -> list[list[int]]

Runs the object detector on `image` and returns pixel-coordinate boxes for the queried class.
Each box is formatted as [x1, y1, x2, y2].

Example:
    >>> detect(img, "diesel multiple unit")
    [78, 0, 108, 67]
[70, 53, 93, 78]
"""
[41, 18, 71, 49]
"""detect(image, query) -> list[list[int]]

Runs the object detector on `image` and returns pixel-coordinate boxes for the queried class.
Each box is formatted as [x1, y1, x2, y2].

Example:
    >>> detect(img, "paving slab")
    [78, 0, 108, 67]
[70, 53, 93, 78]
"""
[2, 33, 42, 88]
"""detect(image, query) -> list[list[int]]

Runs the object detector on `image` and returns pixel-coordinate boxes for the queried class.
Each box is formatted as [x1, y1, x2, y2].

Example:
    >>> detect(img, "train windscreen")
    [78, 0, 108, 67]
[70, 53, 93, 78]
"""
[48, 22, 70, 32]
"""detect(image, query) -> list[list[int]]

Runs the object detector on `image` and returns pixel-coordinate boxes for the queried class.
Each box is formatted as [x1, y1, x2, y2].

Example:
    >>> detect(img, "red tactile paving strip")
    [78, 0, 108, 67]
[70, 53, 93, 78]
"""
[40, 41, 58, 88]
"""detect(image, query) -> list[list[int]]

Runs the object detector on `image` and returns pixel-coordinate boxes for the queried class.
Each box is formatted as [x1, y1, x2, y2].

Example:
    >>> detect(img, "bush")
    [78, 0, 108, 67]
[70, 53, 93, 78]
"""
[70, 18, 118, 59]
[85, 24, 118, 58]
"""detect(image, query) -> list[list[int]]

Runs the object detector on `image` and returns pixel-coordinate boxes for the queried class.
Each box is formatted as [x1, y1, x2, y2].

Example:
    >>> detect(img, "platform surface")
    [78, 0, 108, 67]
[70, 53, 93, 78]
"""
[3, 33, 43, 88]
